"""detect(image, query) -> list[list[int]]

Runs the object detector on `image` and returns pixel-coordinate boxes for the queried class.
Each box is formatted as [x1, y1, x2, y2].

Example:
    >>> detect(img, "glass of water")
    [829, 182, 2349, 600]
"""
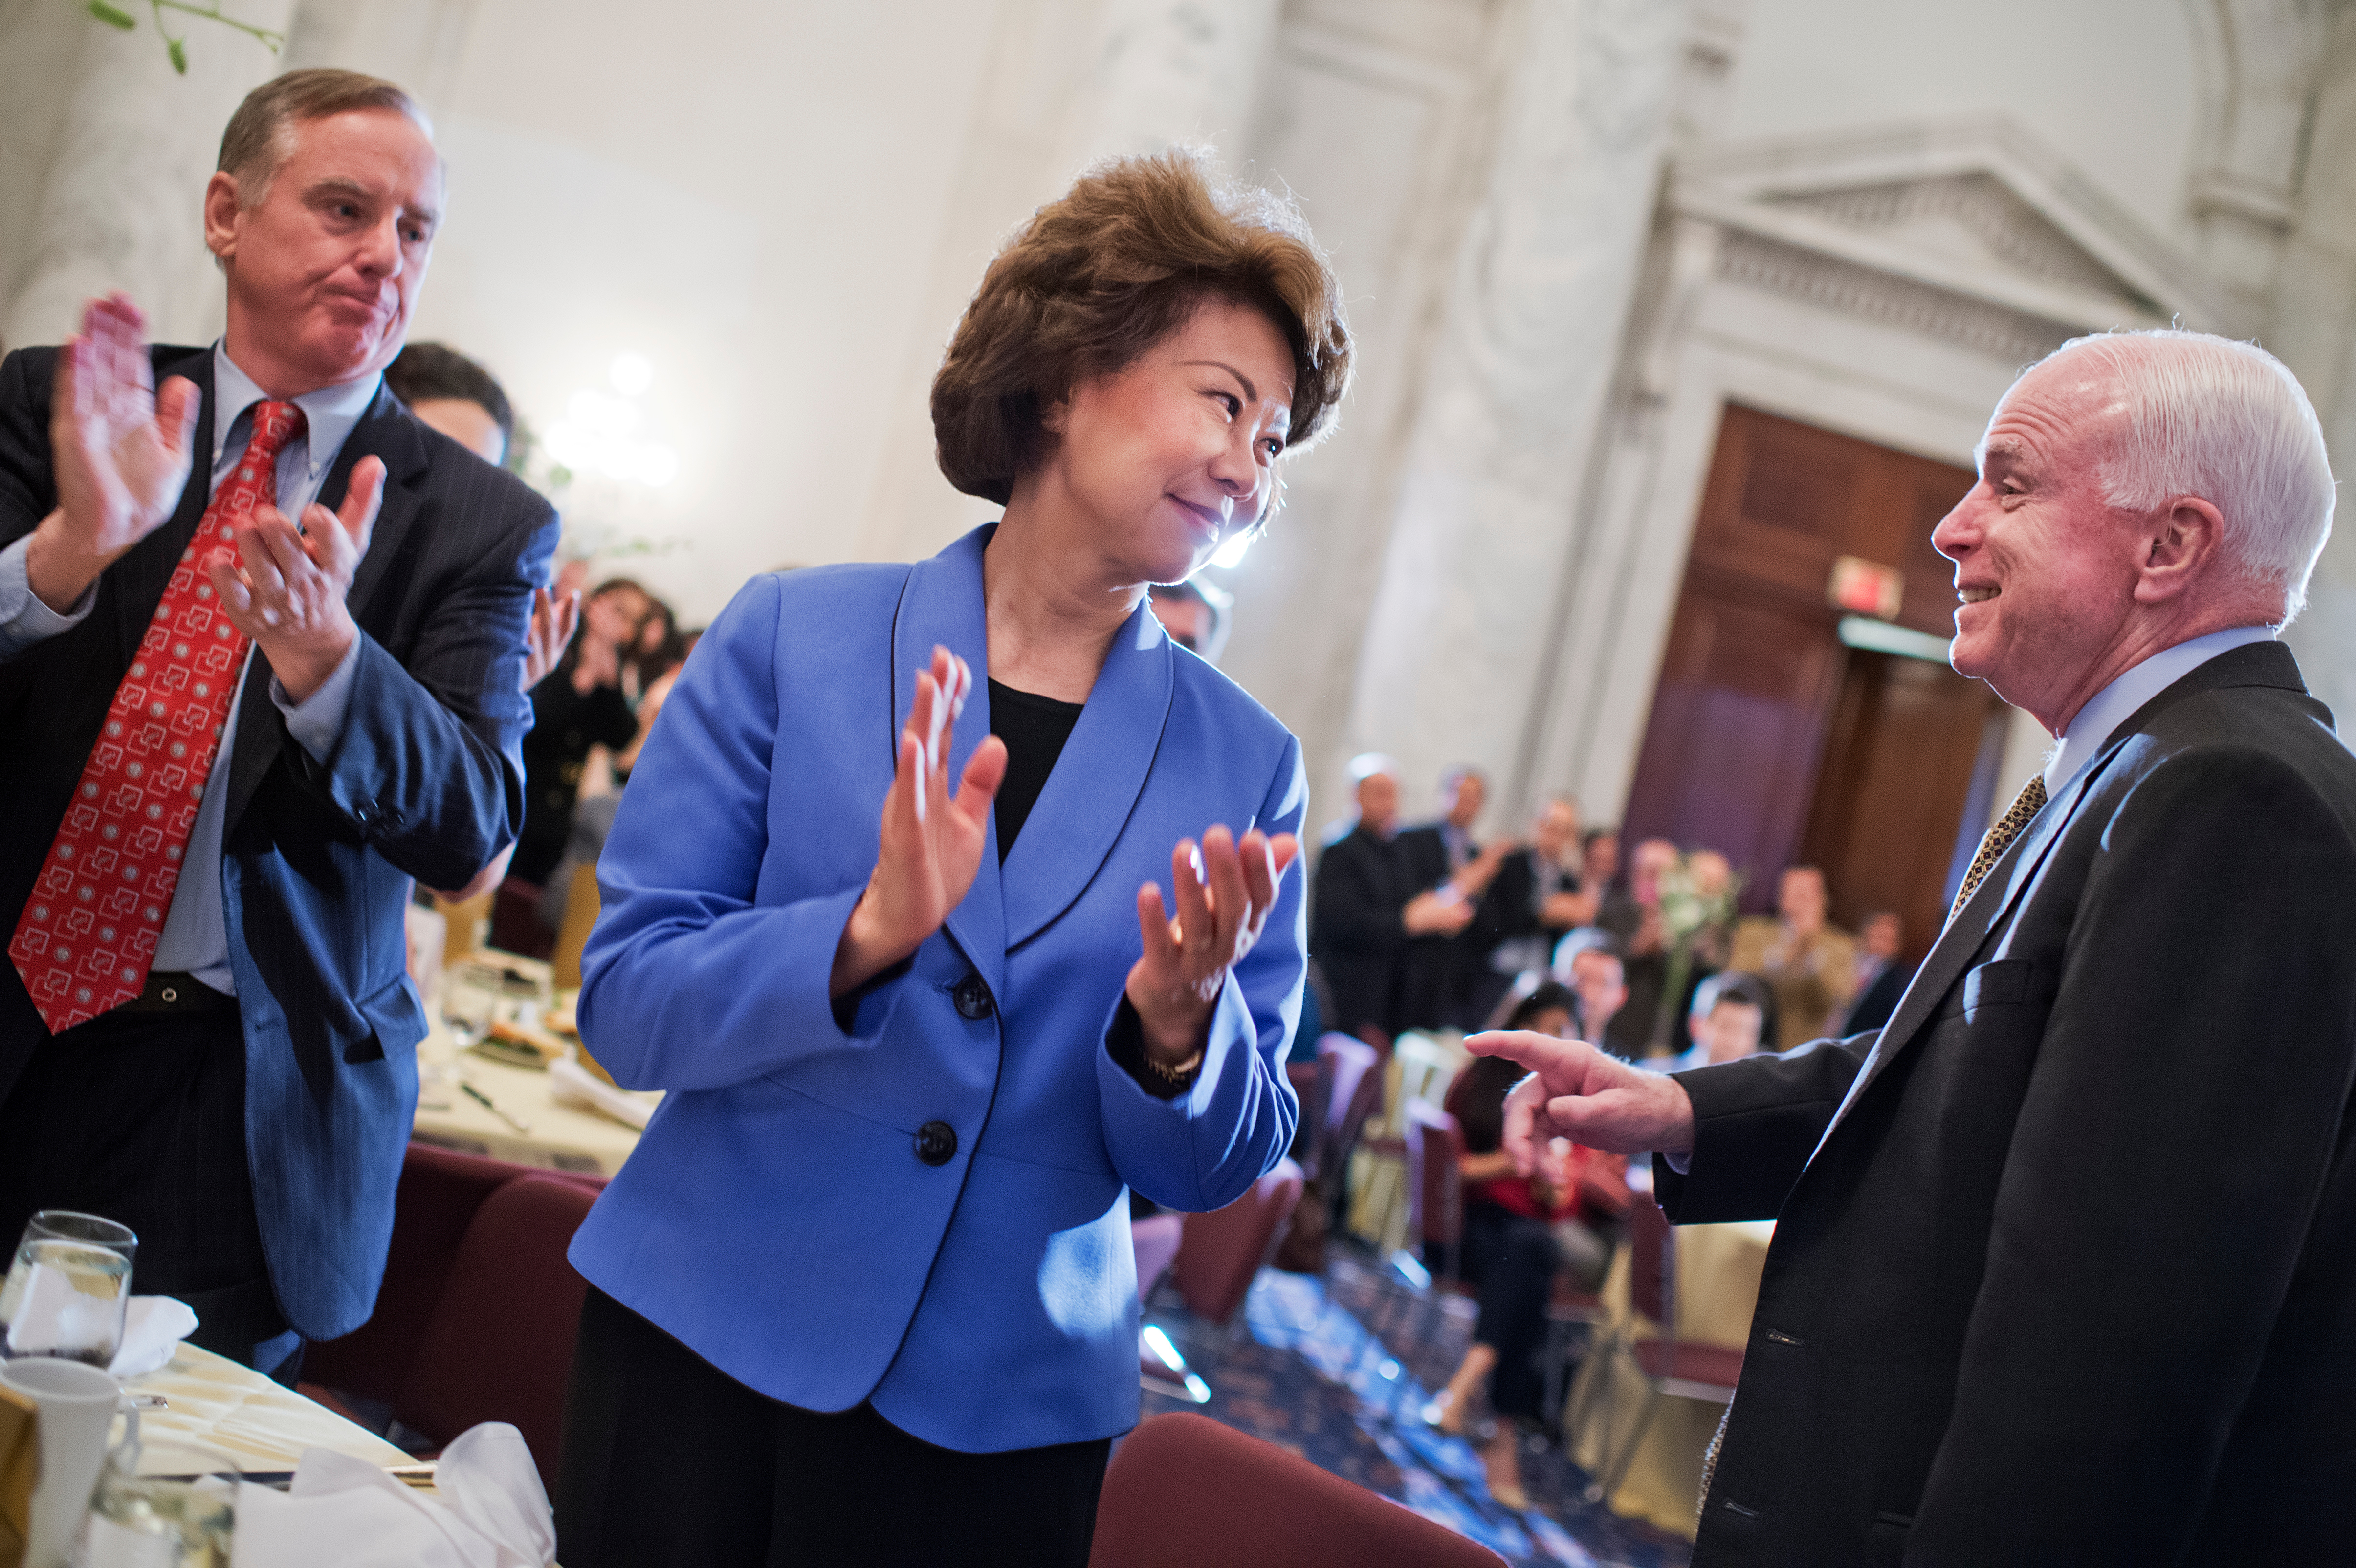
[80, 1436, 238, 1567]
[0, 1210, 137, 1366]
[441, 957, 504, 1048]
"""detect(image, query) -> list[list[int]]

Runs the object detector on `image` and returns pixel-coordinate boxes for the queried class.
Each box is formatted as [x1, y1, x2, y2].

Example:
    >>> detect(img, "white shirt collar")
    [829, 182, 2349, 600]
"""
[210, 341, 382, 482]
[2042, 624, 2279, 797]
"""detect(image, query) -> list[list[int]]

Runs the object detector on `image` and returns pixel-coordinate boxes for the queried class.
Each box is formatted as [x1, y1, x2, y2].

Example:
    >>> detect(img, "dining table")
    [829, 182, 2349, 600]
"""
[128, 1342, 412, 1476]
[1564, 1217, 1775, 1539]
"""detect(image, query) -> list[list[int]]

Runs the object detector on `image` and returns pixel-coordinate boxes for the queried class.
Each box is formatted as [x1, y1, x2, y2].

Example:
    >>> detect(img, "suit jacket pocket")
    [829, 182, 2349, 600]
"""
[1937, 958, 2036, 1023]
[351, 972, 426, 1063]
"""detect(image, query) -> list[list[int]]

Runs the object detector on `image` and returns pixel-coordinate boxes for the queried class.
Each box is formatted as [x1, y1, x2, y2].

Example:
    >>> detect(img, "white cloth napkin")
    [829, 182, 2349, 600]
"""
[547, 1054, 661, 1131]
[232, 1422, 555, 1568]
[108, 1295, 199, 1379]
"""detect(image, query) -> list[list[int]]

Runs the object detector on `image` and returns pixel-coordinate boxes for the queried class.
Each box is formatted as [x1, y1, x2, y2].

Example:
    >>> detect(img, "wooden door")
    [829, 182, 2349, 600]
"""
[1620, 405, 1988, 950]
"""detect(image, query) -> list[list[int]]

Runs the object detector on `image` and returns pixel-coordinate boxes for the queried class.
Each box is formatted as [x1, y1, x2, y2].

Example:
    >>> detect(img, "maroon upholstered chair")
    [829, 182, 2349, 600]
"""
[487, 877, 554, 959]
[1317, 1034, 1382, 1180]
[1131, 1213, 1184, 1303]
[1170, 1158, 1303, 1327]
[302, 1143, 540, 1409]
[1284, 1055, 1335, 1179]
[1090, 1412, 1509, 1568]
[1581, 1197, 1743, 1504]
[398, 1173, 602, 1492]
[1402, 1102, 1464, 1285]
[300, 1143, 605, 1493]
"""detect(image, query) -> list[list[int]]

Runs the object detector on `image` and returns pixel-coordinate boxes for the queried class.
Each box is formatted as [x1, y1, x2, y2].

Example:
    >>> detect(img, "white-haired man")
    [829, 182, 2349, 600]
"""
[1473, 329, 2356, 1563]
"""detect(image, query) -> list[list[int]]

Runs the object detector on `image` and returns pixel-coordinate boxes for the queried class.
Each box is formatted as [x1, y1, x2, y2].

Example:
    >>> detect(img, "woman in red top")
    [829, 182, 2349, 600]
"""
[1430, 980, 1630, 1507]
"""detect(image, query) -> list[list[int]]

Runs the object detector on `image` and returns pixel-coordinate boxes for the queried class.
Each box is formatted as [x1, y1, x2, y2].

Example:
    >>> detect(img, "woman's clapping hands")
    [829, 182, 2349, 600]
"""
[1125, 825, 1300, 1067]
[830, 647, 1007, 999]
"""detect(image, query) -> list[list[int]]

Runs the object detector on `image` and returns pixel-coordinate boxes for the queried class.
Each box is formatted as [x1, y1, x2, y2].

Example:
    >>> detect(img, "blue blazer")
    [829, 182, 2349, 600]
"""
[570, 525, 1306, 1452]
[0, 345, 556, 1340]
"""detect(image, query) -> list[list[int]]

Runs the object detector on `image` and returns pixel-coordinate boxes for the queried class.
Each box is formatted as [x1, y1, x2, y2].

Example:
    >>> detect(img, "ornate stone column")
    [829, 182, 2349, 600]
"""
[1331, 0, 1692, 816]
[1055, 0, 1284, 168]
[3, 1, 296, 352]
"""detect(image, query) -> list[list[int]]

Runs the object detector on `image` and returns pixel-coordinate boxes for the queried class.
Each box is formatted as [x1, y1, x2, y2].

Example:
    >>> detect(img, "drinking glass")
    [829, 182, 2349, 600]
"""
[0, 1211, 136, 1366]
[78, 1437, 238, 1568]
[441, 957, 503, 1047]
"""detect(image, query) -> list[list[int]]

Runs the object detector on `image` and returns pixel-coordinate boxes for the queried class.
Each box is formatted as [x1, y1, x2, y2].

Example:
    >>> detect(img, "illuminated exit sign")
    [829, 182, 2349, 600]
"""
[1827, 555, 1903, 620]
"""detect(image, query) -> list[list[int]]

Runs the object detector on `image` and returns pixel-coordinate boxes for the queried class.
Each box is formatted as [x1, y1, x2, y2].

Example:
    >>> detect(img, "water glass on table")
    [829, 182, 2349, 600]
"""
[79, 1435, 239, 1568]
[0, 1211, 136, 1367]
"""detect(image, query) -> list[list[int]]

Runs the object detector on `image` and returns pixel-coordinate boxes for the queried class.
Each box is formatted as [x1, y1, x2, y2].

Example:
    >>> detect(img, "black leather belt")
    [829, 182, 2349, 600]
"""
[121, 971, 239, 1016]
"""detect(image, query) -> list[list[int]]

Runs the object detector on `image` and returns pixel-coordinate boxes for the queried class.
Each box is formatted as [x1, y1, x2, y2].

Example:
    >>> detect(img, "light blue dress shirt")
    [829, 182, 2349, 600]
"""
[2040, 623, 2280, 797]
[0, 343, 377, 994]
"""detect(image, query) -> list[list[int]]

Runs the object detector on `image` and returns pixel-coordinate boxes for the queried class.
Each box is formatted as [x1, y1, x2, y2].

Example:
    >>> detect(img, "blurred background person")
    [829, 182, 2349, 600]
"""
[1430, 980, 1630, 1508]
[1148, 575, 1232, 661]
[513, 577, 649, 887]
[1551, 929, 1629, 1046]
[1658, 971, 1769, 1072]
[1397, 764, 1512, 1030]
[1309, 754, 1470, 1042]
[1466, 796, 1597, 1026]
[1839, 909, 1908, 1035]
[1729, 864, 1857, 1051]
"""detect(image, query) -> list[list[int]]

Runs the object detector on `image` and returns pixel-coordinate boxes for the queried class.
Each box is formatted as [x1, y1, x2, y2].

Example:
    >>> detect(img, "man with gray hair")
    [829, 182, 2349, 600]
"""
[0, 70, 554, 1374]
[1473, 329, 2356, 1563]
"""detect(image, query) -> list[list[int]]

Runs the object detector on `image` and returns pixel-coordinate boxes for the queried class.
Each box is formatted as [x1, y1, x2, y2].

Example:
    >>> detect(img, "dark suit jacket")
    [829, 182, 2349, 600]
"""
[1656, 641, 2356, 1565]
[0, 344, 557, 1340]
[1308, 824, 1414, 1037]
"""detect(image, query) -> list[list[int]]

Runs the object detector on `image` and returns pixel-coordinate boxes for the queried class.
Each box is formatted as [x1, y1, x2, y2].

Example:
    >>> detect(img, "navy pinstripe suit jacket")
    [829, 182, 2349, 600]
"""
[0, 343, 558, 1340]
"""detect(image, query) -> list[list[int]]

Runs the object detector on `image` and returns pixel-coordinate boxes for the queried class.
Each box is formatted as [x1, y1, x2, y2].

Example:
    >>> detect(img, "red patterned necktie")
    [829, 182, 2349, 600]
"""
[8, 400, 306, 1033]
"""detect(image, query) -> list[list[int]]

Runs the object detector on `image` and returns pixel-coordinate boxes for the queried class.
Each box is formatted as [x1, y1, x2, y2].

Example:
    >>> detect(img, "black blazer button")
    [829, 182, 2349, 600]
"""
[952, 974, 994, 1020]
[915, 1120, 957, 1166]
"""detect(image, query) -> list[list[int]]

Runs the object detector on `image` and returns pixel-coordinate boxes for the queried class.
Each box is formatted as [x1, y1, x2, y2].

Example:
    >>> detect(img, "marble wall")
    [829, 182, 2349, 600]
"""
[7, 0, 2356, 838]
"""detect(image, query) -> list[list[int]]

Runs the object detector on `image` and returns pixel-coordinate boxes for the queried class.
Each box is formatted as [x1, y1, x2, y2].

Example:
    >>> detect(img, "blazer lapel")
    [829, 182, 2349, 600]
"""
[335, 385, 430, 624]
[1000, 598, 1173, 950]
[891, 526, 1004, 998]
[1805, 638, 2310, 1161]
[1805, 754, 2104, 1162]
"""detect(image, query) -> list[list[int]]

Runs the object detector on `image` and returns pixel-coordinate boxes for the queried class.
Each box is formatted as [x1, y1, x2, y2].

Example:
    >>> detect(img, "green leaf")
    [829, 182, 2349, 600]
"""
[167, 36, 187, 71]
[88, 0, 137, 29]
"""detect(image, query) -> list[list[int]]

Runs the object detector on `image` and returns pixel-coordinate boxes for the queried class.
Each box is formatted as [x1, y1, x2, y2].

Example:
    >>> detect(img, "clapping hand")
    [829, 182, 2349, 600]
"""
[829, 646, 1008, 999]
[1125, 825, 1300, 1066]
[1465, 1030, 1696, 1173]
[206, 457, 384, 703]
[522, 582, 583, 692]
[26, 295, 202, 612]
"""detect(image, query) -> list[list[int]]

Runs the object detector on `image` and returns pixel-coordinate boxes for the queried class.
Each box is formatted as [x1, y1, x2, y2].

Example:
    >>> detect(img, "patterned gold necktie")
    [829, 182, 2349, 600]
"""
[1949, 774, 2048, 921]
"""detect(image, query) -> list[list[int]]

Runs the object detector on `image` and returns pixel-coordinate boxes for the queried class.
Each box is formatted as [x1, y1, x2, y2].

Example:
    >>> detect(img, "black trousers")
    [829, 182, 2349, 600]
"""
[557, 1285, 1110, 1568]
[1461, 1200, 1559, 1422]
[0, 998, 296, 1374]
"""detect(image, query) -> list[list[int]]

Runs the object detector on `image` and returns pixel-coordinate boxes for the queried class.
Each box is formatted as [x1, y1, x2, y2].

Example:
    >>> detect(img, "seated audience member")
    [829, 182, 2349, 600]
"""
[1657, 971, 1769, 1072]
[1148, 576, 1232, 661]
[1396, 765, 1513, 1030]
[1309, 755, 1470, 1041]
[1581, 827, 1620, 902]
[1730, 865, 1858, 1050]
[1598, 837, 1674, 1058]
[1840, 909, 1908, 1034]
[1430, 982, 1630, 1508]
[514, 577, 648, 886]
[1551, 930, 1628, 1046]
[1465, 796, 1597, 1026]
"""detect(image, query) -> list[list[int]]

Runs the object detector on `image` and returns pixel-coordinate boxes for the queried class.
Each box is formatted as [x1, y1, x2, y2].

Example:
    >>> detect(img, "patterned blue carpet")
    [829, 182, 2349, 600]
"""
[1138, 1251, 1691, 1568]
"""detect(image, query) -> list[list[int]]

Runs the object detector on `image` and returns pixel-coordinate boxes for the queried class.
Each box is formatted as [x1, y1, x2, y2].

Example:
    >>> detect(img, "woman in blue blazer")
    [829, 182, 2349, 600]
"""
[555, 152, 1354, 1568]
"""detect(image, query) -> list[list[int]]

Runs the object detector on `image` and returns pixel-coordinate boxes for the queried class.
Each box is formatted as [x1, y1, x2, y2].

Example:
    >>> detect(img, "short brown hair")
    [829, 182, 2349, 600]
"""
[217, 68, 432, 204]
[932, 150, 1353, 506]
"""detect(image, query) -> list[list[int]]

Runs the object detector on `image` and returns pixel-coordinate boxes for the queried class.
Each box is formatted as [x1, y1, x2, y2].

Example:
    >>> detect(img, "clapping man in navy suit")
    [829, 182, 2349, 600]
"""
[0, 70, 555, 1375]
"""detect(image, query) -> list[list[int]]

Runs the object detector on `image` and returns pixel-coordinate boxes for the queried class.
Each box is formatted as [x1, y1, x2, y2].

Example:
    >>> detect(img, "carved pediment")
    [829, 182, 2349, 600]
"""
[1669, 117, 2239, 358]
